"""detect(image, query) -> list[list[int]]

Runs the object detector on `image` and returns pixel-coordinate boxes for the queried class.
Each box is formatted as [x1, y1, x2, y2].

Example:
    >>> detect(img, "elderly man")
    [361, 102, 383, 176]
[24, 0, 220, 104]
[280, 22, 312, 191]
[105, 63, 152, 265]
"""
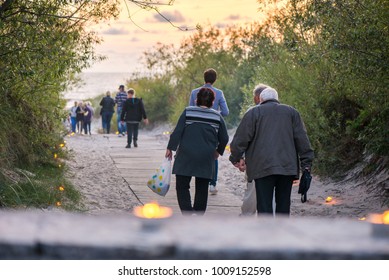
[229, 86, 314, 216]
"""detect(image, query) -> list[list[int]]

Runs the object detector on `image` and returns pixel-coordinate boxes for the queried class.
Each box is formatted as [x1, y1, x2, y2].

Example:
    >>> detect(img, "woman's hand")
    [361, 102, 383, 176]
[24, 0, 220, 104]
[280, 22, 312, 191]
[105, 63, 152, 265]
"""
[165, 149, 173, 160]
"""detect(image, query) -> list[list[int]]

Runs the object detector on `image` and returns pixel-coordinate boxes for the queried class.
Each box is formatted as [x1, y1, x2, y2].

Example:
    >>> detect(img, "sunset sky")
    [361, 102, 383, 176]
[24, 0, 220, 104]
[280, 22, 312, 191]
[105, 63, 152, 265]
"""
[87, 0, 265, 73]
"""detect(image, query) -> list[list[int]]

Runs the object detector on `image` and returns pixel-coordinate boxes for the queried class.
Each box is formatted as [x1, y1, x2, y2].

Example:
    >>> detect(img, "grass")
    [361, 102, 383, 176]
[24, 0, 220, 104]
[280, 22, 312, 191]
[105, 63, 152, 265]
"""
[0, 156, 83, 211]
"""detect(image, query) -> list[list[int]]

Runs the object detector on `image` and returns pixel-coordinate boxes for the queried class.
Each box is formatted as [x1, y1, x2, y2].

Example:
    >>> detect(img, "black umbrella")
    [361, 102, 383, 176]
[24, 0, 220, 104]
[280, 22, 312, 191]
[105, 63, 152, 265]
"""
[298, 169, 312, 203]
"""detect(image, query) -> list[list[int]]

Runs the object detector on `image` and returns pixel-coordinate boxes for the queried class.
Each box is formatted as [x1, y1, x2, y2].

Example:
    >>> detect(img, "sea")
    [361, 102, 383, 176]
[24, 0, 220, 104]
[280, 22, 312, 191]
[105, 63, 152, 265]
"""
[63, 72, 130, 107]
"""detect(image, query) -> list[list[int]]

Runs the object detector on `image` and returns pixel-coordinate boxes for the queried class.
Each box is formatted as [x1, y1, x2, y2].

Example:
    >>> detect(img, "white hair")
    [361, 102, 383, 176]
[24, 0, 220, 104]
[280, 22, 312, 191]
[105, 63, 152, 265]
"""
[260, 87, 278, 101]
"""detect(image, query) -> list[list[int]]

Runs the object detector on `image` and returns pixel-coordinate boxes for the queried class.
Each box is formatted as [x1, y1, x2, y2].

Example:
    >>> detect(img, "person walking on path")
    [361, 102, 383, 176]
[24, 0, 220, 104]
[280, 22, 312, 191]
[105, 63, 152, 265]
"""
[120, 88, 148, 148]
[115, 85, 128, 136]
[239, 83, 268, 216]
[229, 86, 314, 217]
[166, 87, 229, 215]
[75, 101, 85, 134]
[83, 102, 94, 135]
[69, 101, 78, 133]
[99, 91, 115, 134]
[189, 68, 229, 195]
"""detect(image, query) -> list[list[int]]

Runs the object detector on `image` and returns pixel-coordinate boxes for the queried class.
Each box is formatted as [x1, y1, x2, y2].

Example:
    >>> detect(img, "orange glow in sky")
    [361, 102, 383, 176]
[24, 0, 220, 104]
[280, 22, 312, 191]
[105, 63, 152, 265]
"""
[88, 0, 266, 73]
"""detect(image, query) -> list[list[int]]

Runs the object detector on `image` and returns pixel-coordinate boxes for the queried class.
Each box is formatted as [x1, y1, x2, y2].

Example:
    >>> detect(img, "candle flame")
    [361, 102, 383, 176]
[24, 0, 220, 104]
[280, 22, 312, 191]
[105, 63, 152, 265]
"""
[368, 210, 389, 224]
[325, 196, 333, 203]
[134, 202, 172, 219]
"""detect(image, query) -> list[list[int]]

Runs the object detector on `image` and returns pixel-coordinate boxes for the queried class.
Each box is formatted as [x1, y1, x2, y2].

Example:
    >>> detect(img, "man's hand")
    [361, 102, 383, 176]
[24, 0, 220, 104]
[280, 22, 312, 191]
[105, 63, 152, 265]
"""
[144, 118, 149, 125]
[233, 158, 246, 172]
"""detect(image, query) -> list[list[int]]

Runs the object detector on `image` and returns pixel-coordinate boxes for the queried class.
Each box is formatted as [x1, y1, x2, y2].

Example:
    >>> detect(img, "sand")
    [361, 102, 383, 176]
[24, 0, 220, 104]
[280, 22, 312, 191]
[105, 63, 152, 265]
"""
[64, 126, 388, 219]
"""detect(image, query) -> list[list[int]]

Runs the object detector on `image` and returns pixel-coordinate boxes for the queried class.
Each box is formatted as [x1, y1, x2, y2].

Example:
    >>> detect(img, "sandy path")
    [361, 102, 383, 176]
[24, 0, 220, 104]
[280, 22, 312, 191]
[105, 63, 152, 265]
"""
[65, 134, 140, 215]
[65, 127, 388, 219]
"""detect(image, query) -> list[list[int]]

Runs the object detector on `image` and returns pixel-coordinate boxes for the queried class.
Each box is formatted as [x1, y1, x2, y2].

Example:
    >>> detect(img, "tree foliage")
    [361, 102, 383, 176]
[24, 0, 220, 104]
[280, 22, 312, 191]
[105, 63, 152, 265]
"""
[0, 0, 120, 207]
[255, 0, 389, 174]
[140, 0, 388, 177]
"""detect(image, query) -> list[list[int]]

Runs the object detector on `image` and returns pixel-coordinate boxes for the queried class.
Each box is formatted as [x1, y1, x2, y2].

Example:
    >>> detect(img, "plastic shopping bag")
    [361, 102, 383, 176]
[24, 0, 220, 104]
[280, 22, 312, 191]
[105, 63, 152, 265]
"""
[147, 158, 171, 196]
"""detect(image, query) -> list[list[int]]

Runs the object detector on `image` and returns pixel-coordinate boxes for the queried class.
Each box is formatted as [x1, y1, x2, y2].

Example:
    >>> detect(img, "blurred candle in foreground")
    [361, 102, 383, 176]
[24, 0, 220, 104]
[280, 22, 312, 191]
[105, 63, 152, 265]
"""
[133, 202, 172, 219]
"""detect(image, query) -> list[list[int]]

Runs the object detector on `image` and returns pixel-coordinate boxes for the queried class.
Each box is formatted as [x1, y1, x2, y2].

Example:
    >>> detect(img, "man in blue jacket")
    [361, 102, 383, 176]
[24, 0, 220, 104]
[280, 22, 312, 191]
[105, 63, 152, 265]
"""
[189, 68, 229, 195]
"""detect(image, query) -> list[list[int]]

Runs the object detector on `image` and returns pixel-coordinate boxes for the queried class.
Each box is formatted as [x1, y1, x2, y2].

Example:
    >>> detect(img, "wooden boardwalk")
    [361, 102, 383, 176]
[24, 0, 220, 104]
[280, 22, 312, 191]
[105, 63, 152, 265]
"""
[108, 132, 242, 216]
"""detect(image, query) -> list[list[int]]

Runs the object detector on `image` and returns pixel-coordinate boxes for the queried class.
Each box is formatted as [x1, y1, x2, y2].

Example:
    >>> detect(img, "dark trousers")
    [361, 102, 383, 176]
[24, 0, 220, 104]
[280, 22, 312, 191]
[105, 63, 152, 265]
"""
[126, 122, 139, 145]
[84, 121, 91, 134]
[175, 175, 210, 215]
[254, 175, 294, 216]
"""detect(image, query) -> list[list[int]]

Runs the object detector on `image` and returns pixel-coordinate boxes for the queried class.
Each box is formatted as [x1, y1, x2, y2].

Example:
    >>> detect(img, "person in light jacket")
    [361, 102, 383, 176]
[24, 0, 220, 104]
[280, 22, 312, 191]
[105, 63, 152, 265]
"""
[229, 86, 314, 216]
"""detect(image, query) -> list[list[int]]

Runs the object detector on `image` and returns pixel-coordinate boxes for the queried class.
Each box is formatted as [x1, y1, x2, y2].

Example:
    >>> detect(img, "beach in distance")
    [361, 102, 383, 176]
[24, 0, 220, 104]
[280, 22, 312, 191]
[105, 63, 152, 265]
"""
[63, 72, 130, 107]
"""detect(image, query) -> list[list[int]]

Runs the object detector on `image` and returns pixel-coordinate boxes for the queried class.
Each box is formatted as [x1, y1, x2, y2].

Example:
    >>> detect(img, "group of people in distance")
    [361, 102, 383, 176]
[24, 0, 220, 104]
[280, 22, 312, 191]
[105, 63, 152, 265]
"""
[69, 101, 94, 135]
[166, 68, 314, 217]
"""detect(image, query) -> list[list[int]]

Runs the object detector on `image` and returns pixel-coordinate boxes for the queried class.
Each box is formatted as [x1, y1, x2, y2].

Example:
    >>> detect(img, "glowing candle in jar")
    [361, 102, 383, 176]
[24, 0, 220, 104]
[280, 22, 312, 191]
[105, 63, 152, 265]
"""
[134, 202, 172, 219]
[369, 210, 389, 238]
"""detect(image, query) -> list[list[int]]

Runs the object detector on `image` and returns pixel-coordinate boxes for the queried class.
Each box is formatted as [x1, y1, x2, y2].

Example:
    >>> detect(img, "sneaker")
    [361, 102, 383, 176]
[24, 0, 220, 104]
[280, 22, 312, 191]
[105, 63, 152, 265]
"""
[134, 141, 138, 147]
[122, 132, 126, 136]
[125, 144, 131, 148]
[209, 185, 218, 195]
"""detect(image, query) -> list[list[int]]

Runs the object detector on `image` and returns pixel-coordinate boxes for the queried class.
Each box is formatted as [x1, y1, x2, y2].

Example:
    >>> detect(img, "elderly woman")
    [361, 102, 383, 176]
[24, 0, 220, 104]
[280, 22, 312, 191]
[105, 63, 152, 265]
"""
[165, 87, 229, 215]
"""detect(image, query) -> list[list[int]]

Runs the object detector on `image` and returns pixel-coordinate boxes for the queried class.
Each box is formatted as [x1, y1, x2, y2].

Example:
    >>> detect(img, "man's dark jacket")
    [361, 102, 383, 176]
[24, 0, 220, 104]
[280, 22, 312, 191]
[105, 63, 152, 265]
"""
[229, 99, 314, 181]
[120, 97, 147, 122]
